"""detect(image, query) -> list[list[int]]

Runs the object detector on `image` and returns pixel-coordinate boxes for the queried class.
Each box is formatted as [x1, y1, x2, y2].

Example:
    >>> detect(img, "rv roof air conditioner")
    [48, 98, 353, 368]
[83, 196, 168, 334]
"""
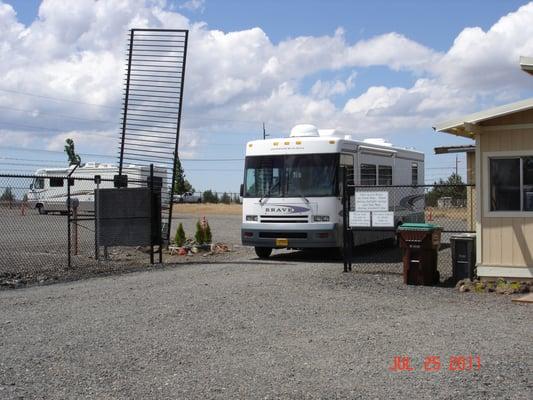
[363, 138, 393, 147]
[289, 124, 320, 137]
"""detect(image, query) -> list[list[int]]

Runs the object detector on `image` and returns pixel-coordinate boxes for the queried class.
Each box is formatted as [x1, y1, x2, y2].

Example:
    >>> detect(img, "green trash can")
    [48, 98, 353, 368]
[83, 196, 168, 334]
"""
[397, 223, 442, 285]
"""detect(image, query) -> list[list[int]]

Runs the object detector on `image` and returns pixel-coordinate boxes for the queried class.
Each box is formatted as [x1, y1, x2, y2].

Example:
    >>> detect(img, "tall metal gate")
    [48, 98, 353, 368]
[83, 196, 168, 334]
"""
[118, 28, 188, 243]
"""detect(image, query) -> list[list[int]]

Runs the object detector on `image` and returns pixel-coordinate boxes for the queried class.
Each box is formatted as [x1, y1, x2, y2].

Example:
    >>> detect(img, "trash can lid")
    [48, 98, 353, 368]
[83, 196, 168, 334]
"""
[397, 223, 440, 231]
[450, 233, 476, 239]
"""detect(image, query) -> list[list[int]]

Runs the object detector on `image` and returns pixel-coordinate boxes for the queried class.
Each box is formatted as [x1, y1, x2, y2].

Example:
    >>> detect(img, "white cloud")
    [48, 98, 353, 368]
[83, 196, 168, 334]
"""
[0, 0, 532, 167]
[432, 2, 533, 93]
[311, 72, 357, 99]
[180, 0, 205, 13]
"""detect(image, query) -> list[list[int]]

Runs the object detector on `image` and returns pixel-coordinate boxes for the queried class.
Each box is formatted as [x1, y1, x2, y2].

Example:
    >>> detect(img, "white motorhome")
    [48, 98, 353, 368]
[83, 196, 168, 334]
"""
[27, 163, 168, 214]
[241, 124, 425, 258]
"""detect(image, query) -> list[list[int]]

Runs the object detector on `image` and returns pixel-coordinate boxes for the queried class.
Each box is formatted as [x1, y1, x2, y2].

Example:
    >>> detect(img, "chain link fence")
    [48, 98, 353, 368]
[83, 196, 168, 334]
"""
[0, 173, 162, 288]
[344, 183, 476, 281]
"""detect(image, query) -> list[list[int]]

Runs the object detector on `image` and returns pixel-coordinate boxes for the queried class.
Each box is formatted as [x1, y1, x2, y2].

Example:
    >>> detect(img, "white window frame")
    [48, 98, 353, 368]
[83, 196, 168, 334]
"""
[483, 150, 533, 218]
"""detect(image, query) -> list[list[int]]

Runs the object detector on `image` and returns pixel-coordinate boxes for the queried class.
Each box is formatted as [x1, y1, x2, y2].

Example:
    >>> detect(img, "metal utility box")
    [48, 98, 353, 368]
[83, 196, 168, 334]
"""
[397, 223, 442, 285]
[450, 234, 476, 283]
[95, 188, 161, 247]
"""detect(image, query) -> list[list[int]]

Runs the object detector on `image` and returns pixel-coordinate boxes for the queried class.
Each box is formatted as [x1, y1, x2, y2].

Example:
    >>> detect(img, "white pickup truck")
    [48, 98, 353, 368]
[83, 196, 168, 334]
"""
[173, 192, 202, 203]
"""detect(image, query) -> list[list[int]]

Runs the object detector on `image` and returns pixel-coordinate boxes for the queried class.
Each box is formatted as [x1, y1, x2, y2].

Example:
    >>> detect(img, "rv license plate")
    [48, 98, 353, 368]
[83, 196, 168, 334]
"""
[275, 238, 288, 248]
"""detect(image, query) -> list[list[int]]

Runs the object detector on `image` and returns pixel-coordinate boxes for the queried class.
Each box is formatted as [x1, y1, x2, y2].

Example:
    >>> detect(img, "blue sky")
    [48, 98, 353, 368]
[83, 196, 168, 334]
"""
[1, 0, 533, 191]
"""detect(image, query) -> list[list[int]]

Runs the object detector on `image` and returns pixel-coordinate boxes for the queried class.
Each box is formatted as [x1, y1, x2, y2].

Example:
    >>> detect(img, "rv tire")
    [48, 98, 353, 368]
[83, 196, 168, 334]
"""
[36, 204, 46, 215]
[254, 247, 272, 259]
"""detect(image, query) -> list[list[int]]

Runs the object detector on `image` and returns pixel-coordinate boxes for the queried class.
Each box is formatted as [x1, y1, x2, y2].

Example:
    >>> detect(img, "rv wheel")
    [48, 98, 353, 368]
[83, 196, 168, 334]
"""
[36, 204, 46, 215]
[254, 247, 272, 259]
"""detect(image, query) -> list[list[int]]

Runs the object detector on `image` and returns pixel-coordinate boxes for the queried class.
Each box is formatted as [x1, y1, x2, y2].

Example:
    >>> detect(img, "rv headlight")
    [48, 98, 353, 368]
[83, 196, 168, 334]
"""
[313, 215, 330, 222]
[246, 215, 258, 222]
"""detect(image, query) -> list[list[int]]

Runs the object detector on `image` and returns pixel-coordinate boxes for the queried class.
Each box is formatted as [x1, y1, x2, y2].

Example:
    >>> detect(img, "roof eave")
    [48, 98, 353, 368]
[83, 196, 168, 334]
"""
[432, 125, 476, 139]
[433, 97, 533, 138]
[520, 56, 533, 75]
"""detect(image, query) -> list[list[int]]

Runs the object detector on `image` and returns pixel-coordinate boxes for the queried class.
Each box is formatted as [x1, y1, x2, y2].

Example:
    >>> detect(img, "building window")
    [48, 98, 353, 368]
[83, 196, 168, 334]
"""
[378, 165, 393, 186]
[360, 164, 376, 185]
[49, 177, 64, 187]
[490, 156, 533, 212]
[411, 163, 418, 186]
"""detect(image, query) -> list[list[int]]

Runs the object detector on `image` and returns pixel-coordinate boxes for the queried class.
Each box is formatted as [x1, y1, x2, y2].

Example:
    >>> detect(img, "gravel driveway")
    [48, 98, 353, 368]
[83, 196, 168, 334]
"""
[1, 257, 531, 399]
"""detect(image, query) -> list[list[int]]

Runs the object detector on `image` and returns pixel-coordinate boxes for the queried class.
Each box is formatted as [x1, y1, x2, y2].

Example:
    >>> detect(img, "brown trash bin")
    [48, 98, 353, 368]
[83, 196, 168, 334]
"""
[397, 223, 442, 285]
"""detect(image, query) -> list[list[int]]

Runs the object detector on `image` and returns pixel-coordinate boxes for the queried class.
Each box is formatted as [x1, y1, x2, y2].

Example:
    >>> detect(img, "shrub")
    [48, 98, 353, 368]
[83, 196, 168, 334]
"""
[204, 221, 212, 243]
[195, 220, 204, 244]
[174, 223, 186, 247]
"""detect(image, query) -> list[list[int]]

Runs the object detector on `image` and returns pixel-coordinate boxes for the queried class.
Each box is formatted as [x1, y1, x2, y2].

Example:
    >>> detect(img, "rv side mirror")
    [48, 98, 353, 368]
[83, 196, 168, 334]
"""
[240, 184, 244, 197]
[29, 183, 33, 190]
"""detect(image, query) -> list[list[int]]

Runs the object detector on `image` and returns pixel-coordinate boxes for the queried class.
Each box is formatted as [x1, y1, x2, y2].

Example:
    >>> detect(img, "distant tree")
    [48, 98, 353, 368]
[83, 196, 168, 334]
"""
[426, 173, 467, 207]
[220, 192, 231, 204]
[64, 138, 81, 166]
[0, 187, 14, 203]
[232, 194, 241, 204]
[202, 190, 219, 203]
[173, 158, 194, 194]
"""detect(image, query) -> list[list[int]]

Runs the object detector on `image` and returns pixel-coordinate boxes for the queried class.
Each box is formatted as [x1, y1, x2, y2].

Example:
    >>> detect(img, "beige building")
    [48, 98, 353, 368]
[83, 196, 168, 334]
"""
[434, 98, 533, 280]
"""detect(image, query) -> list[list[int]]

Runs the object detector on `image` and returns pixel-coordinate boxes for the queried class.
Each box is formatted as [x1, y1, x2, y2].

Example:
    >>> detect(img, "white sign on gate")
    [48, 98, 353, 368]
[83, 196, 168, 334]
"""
[349, 211, 371, 227]
[355, 192, 389, 212]
[371, 211, 395, 227]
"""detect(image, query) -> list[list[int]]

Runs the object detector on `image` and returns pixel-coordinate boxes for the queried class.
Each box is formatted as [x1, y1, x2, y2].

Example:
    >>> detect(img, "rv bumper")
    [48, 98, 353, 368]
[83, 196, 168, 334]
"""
[241, 222, 341, 248]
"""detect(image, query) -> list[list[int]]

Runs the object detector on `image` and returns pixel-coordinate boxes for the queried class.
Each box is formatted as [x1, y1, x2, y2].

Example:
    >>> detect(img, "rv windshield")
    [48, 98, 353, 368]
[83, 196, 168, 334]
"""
[244, 156, 283, 198]
[244, 154, 338, 198]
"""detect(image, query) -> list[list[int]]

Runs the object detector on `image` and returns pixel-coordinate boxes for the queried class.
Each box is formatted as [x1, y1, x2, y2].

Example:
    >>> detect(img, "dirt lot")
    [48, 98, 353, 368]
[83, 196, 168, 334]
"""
[173, 203, 242, 215]
[1, 255, 531, 399]
[1, 208, 531, 398]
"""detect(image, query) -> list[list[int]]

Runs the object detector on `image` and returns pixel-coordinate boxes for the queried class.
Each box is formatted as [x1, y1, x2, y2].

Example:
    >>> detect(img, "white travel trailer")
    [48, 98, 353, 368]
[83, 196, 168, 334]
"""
[27, 163, 168, 214]
[241, 124, 425, 258]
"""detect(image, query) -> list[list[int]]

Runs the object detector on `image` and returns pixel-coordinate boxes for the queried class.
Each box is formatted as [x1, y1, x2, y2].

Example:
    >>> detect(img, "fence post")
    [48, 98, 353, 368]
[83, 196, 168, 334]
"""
[67, 177, 71, 269]
[149, 164, 154, 265]
[73, 204, 78, 256]
[94, 175, 101, 265]
[341, 167, 352, 272]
